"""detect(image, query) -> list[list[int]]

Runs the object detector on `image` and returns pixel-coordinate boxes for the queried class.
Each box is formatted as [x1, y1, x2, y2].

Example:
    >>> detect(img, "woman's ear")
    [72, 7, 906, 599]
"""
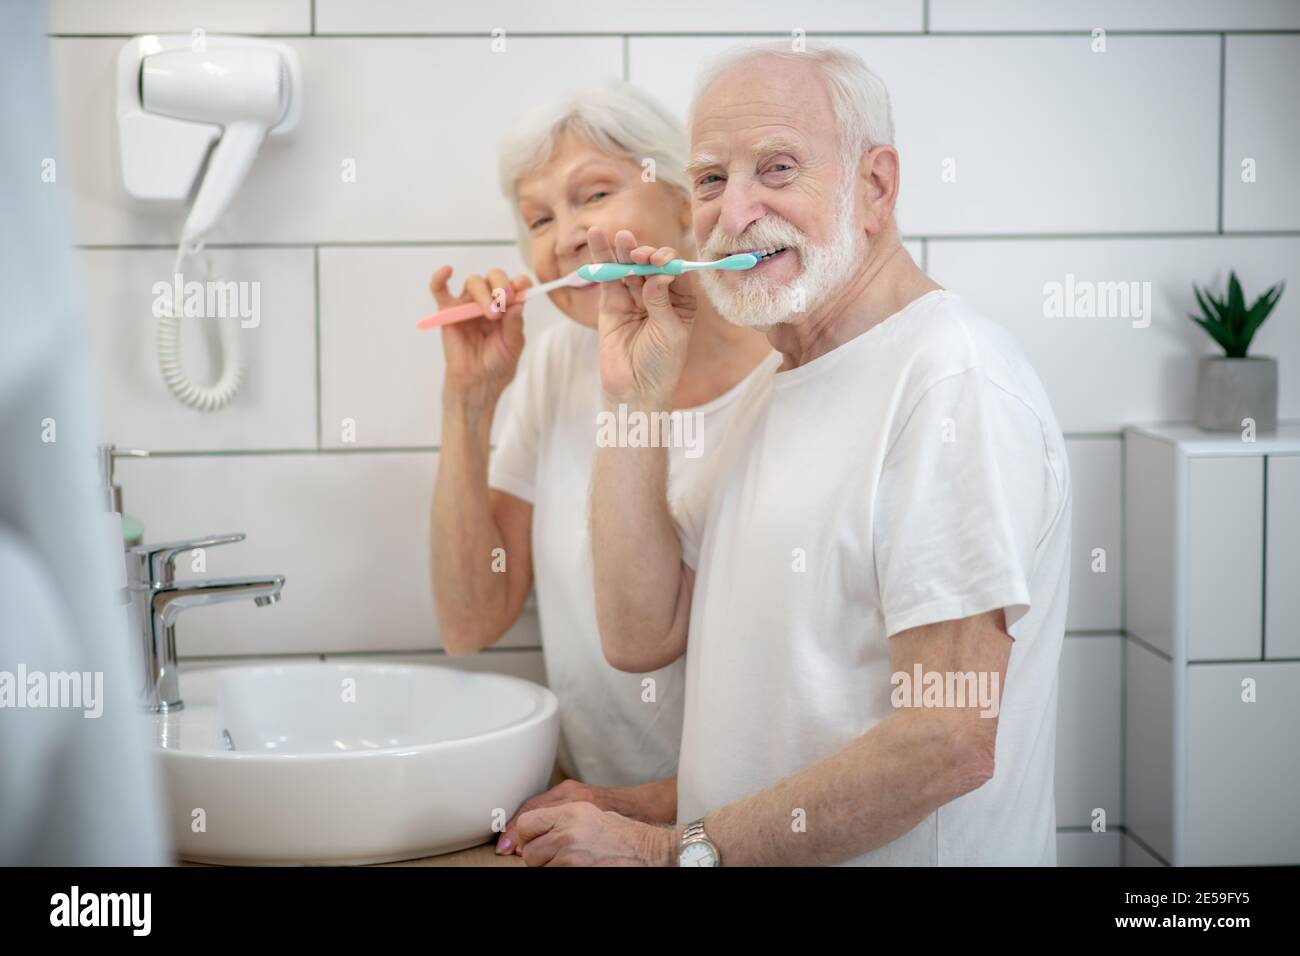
[674, 191, 696, 252]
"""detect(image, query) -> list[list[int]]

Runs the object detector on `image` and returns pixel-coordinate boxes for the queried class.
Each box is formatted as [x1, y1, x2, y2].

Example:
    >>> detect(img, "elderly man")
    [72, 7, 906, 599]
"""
[513, 42, 1071, 866]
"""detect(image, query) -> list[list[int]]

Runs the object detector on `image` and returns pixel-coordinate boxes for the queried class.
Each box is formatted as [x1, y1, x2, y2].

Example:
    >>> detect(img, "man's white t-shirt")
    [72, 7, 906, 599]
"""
[489, 320, 774, 787]
[673, 290, 1072, 865]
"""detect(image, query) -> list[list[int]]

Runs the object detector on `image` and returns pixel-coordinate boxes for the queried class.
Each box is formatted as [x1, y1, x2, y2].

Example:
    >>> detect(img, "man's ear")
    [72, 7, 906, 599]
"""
[858, 145, 900, 233]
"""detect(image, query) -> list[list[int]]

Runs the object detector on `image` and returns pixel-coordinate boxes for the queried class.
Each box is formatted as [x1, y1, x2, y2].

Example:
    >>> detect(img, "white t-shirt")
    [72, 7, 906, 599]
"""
[673, 290, 1072, 865]
[489, 320, 775, 787]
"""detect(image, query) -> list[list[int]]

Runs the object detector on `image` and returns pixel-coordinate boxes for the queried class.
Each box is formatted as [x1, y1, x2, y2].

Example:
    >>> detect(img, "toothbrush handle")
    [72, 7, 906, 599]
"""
[416, 282, 542, 330]
[416, 300, 487, 330]
[578, 260, 685, 282]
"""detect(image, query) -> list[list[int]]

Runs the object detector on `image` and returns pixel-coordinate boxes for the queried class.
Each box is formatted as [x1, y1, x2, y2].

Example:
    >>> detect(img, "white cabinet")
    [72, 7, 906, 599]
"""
[1123, 639, 1173, 861]
[1266, 455, 1300, 659]
[1186, 457, 1263, 660]
[1123, 423, 1300, 866]
[1056, 636, 1123, 828]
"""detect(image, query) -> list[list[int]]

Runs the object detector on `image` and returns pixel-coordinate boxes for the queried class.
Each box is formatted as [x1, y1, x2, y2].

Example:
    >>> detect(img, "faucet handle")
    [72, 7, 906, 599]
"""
[129, 532, 246, 585]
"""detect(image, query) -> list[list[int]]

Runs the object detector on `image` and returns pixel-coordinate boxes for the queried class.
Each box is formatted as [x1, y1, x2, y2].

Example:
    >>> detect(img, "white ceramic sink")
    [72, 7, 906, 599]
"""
[153, 662, 558, 865]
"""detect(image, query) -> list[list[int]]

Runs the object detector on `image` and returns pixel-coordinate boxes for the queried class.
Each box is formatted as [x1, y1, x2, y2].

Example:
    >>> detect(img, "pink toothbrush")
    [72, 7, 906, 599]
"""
[416, 270, 593, 330]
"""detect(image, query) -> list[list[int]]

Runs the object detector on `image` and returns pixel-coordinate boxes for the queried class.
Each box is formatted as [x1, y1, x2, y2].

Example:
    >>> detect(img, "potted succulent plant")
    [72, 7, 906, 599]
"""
[1188, 271, 1285, 431]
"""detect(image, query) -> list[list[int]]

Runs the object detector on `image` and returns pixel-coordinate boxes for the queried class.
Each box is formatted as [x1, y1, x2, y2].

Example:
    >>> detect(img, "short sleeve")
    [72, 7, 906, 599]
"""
[873, 366, 1054, 640]
[487, 340, 547, 504]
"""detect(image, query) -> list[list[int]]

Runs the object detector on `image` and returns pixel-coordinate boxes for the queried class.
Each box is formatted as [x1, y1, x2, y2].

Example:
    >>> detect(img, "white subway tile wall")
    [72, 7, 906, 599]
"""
[50, 37, 624, 244]
[318, 245, 569, 449]
[1056, 635, 1123, 828]
[1223, 35, 1300, 231]
[48, 0, 312, 34]
[313, 0, 926, 34]
[79, 248, 318, 452]
[1060, 439, 1122, 631]
[1057, 830, 1123, 868]
[928, 237, 1300, 430]
[927, 0, 1300, 32]
[630, 35, 1222, 236]
[1123, 834, 1168, 868]
[113, 451, 544, 657]
[48, 0, 1298, 863]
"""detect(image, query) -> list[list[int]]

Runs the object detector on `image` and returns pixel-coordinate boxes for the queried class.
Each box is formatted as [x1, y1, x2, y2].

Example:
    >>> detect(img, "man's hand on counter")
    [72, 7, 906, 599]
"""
[496, 775, 678, 859]
[515, 802, 678, 866]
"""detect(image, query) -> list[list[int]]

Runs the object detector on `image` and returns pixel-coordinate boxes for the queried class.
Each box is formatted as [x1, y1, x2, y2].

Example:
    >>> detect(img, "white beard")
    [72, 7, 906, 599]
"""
[698, 187, 863, 329]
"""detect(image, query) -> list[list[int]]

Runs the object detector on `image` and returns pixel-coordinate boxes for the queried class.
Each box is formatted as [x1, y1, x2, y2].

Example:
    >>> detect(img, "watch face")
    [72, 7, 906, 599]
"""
[679, 840, 718, 867]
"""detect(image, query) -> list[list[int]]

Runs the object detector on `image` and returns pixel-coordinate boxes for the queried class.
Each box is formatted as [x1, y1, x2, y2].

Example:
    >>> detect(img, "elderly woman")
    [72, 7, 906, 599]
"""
[428, 81, 774, 854]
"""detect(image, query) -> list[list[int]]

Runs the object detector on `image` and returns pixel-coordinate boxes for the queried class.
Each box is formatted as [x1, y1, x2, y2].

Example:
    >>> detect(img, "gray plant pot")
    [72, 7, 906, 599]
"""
[1195, 356, 1278, 432]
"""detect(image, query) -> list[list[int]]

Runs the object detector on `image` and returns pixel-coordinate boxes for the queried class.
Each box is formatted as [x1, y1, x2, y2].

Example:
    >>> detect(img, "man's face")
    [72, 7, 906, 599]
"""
[688, 58, 862, 328]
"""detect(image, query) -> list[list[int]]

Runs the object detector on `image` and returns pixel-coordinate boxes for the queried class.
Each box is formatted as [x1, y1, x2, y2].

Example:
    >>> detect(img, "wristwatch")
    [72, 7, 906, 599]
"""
[677, 819, 721, 867]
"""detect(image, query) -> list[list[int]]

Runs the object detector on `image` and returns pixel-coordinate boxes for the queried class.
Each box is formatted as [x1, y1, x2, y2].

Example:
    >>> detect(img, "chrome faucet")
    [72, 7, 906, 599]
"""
[127, 533, 285, 713]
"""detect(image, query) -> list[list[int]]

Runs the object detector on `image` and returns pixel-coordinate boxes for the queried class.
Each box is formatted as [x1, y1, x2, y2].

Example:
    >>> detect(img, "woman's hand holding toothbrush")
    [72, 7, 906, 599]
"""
[429, 265, 533, 404]
[590, 227, 696, 410]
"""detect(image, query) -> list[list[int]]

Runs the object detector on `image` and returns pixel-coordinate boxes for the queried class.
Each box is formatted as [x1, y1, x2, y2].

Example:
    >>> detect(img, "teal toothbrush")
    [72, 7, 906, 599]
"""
[578, 252, 759, 283]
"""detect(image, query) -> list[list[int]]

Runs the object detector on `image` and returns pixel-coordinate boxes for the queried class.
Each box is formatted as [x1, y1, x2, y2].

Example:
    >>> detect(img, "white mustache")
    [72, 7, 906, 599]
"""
[701, 216, 808, 260]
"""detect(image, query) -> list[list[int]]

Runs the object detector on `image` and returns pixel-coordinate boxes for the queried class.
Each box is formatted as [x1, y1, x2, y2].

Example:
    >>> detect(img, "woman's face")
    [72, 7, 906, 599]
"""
[515, 129, 691, 328]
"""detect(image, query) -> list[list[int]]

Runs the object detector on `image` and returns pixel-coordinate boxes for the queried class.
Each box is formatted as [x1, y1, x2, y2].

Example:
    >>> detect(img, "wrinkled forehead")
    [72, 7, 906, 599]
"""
[688, 58, 837, 162]
[514, 128, 631, 201]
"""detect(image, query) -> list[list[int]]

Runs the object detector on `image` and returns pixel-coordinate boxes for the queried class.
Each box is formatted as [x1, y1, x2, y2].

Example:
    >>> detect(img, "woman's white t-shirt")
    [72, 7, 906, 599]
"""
[488, 320, 776, 787]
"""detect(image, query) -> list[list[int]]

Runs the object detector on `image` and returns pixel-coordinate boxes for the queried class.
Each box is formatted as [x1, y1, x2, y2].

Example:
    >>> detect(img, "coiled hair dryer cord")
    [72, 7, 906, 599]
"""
[157, 240, 244, 411]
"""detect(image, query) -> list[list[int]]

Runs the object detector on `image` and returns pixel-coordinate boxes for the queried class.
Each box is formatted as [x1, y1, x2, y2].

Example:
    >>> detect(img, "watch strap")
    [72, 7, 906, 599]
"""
[678, 818, 720, 866]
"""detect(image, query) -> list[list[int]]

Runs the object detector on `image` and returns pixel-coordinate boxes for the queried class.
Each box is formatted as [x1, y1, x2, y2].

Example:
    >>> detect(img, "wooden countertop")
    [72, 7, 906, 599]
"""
[177, 841, 525, 867]
[379, 841, 525, 867]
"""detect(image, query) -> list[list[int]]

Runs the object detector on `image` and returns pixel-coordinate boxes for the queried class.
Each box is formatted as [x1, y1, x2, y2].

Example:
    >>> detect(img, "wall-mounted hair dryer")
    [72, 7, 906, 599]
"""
[142, 46, 291, 244]
[117, 35, 302, 244]
[116, 36, 302, 412]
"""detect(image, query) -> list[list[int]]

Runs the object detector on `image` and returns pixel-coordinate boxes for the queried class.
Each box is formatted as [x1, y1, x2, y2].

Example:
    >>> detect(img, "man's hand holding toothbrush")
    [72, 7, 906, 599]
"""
[589, 226, 697, 410]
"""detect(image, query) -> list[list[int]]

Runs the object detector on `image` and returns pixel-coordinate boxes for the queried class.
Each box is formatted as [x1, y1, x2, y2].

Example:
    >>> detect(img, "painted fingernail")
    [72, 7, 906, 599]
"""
[496, 836, 513, 854]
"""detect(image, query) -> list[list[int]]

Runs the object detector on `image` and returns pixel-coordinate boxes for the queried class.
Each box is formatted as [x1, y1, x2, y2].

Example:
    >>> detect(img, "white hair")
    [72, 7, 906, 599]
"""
[497, 80, 690, 256]
[689, 42, 895, 173]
